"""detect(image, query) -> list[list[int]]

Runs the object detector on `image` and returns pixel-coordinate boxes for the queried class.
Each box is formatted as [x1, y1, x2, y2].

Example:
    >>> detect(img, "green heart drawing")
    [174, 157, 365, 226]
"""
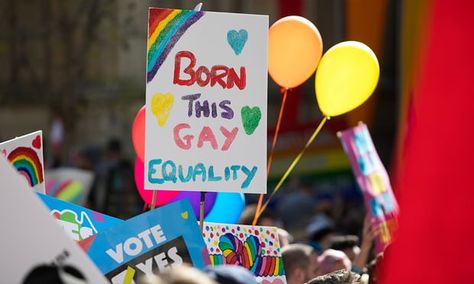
[241, 106, 262, 135]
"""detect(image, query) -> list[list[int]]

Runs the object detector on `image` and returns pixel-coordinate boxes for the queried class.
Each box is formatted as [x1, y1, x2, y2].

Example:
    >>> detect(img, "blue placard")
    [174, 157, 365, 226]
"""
[37, 193, 123, 241]
[82, 199, 209, 282]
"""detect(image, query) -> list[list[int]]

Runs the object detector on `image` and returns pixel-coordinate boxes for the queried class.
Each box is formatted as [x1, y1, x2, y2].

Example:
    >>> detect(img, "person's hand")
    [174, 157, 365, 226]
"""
[361, 216, 379, 246]
[354, 216, 380, 269]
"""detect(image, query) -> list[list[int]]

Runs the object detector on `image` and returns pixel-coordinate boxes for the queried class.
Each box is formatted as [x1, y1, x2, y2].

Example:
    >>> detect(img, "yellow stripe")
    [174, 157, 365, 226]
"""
[245, 243, 253, 268]
[275, 256, 280, 275]
[147, 10, 181, 51]
[123, 266, 135, 284]
[14, 154, 40, 180]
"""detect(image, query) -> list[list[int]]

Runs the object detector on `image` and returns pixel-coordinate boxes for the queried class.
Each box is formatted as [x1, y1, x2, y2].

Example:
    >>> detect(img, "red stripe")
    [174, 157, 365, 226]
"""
[55, 180, 73, 197]
[148, 8, 174, 38]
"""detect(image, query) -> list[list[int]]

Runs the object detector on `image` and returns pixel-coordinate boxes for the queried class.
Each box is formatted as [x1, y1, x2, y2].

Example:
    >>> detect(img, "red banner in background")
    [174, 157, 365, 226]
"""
[384, 0, 474, 282]
[278, 0, 302, 17]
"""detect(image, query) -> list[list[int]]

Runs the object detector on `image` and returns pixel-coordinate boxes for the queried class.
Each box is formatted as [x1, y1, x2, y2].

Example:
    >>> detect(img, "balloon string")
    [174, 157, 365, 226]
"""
[252, 88, 289, 226]
[200, 192, 205, 232]
[151, 190, 157, 210]
[255, 116, 329, 223]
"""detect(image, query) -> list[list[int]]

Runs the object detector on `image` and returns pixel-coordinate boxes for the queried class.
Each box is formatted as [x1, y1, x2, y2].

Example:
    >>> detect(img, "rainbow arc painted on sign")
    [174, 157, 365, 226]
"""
[7, 147, 43, 187]
[147, 8, 204, 83]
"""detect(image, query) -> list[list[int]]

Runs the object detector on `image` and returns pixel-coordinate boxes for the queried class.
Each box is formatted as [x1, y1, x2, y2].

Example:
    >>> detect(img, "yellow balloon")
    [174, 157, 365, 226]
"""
[315, 41, 379, 117]
[268, 16, 323, 89]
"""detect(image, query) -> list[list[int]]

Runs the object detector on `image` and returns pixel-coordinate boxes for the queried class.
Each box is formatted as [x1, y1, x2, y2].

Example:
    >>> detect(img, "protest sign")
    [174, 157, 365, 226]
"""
[38, 193, 122, 241]
[0, 156, 108, 283]
[339, 123, 399, 252]
[0, 130, 45, 193]
[81, 199, 209, 283]
[45, 167, 94, 205]
[203, 222, 287, 283]
[144, 8, 268, 194]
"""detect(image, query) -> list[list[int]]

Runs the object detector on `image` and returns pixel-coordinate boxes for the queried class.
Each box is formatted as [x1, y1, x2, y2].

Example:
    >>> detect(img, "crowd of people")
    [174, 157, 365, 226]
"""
[47, 138, 383, 284]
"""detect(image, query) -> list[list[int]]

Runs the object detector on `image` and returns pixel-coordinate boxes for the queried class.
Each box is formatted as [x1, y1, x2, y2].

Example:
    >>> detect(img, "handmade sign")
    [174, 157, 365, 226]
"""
[144, 8, 268, 194]
[81, 199, 209, 283]
[339, 123, 399, 252]
[45, 167, 94, 205]
[38, 193, 123, 241]
[203, 222, 287, 283]
[0, 156, 108, 283]
[0, 130, 45, 193]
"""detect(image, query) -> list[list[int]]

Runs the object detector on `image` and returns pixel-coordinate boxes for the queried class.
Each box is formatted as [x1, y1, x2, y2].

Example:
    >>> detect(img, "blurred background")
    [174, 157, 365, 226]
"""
[0, 0, 408, 231]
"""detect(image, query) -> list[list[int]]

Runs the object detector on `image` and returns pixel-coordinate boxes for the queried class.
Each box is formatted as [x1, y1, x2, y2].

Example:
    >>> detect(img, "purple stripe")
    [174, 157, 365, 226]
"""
[147, 11, 204, 83]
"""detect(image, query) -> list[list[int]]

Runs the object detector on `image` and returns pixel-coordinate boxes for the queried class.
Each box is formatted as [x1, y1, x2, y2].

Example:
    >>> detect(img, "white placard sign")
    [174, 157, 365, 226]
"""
[0, 156, 108, 284]
[0, 130, 45, 193]
[145, 8, 268, 194]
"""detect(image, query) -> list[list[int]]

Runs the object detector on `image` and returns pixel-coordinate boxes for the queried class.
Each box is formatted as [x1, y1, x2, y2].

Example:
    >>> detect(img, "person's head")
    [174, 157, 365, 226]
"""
[307, 269, 362, 284]
[282, 244, 320, 284]
[205, 264, 258, 284]
[318, 249, 352, 276]
[155, 265, 217, 284]
[307, 215, 336, 254]
[329, 235, 360, 262]
[278, 228, 294, 248]
[106, 138, 122, 159]
[239, 204, 280, 227]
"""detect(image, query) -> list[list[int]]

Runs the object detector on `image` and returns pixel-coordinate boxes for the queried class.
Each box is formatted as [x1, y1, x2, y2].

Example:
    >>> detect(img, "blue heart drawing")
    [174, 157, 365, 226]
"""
[227, 29, 248, 55]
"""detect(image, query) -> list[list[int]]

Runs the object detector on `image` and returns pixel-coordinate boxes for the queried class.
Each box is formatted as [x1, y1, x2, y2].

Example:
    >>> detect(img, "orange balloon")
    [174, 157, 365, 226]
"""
[268, 16, 323, 88]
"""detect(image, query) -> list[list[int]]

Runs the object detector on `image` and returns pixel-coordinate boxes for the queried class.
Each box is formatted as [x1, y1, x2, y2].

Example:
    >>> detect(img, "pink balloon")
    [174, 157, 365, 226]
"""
[132, 106, 145, 161]
[134, 158, 179, 206]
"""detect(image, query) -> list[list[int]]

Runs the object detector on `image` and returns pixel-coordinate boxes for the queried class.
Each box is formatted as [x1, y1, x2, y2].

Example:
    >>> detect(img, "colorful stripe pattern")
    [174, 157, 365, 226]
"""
[46, 179, 84, 204]
[218, 233, 284, 277]
[7, 146, 44, 187]
[147, 8, 204, 83]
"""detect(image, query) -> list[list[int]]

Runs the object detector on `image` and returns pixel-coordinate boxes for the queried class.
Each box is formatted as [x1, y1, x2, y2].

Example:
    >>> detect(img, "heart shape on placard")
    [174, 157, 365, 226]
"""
[261, 279, 285, 284]
[227, 29, 248, 55]
[181, 211, 189, 220]
[151, 93, 174, 127]
[241, 106, 262, 135]
[219, 233, 261, 269]
[1, 149, 6, 157]
[32, 135, 41, 149]
[217, 233, 284, 277]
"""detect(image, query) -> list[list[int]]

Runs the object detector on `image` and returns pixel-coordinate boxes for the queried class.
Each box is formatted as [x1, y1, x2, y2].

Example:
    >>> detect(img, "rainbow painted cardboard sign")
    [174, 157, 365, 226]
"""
[144, 8, 268, 194]
[81, 199, 209, 283]
[0, 130, 45, 193]
[339, 123, 399, 252]
[203, 222, 287, 283]
[38, 193, 123, 242]
[45, 167, 94, 205]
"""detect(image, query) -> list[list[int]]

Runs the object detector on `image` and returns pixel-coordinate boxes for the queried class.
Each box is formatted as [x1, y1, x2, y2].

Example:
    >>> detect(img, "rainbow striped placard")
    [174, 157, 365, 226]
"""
[203, 222, 287, 283]
[0, 130, 45, 193]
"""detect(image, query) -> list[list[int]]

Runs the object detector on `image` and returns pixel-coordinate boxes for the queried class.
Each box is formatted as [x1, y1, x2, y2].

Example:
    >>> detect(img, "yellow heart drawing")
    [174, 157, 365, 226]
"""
[181, 211, 189, 220]
[151, 93, 174, 127]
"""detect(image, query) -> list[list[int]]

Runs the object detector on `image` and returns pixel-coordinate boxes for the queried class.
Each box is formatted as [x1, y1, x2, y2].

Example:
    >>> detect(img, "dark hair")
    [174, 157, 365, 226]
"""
[107, 138, 122, 153]
[239, 204, 277, 225]
[281, 244, 314, 278]
[307, 269, 361, 284]
[329, 235, 359, 251]
[309, 227, 335, 242]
